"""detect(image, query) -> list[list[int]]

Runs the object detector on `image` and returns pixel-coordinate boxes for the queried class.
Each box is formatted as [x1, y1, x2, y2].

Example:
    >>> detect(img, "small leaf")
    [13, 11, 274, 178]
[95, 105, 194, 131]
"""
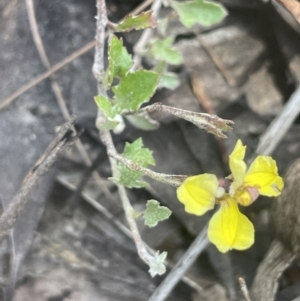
[114, 11, 157, 32]
[113, 70, 159, 112]
[94, 96, 119, 130]
[126, 113, 160, 131]
[149, 251, 167, 277]
[144, 200, 172, 227]
[170, 0, 227, 28]
[95, 95, 116, 118]
[158, 72, 180, 90]
[118, 138, 155, 188]
[104, 35, 133, 88]
[149, 37, 183, 65]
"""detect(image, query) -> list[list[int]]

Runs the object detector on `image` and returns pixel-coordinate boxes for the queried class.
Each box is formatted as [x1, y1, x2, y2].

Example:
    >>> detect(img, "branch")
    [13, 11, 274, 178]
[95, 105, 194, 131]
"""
[0, 116, 78, 245]
[125, 103, 234, 138]
[148, 226, 209, 301]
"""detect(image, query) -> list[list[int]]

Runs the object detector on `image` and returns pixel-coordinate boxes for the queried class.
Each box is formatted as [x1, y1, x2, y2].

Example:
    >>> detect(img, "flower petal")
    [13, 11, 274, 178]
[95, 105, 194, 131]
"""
[245, 156, 284, 196]
[229, 140, 247, 195]
[176, 174, 224, 216]
[208, 197, 254, 253]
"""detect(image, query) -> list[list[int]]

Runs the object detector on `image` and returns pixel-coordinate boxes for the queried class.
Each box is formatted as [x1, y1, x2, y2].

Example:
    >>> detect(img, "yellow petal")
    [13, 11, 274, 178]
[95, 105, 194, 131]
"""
[208, 197, 254, 253]
[176, 174, 224, 216]
[245, 156, 284, 196]
[229, 140, 247, 194]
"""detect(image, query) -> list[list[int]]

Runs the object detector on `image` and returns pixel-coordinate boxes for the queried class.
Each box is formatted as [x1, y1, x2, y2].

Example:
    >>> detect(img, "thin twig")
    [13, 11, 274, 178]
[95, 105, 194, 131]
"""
[92, 0, 159, 273]
[190, 72, 229, 165]
[254, 85, 300, 157]
[239, 277, 252, 301]
[0, 0, 154, 111]
[0, 117, 77, 245]
[56, 173, 203, 292]
[25, 0, 111, 198]
[132, 0, 162, 70]
[0, 41, 95, 110]
[147, 226, 209, 301]
[108, 151, 186, 187]
[196, 34, 236, 87]
[125, 102, 233, 138]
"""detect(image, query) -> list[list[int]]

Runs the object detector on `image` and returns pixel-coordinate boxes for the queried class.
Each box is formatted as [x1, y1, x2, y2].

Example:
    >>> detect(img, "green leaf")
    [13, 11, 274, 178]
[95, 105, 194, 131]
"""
[150, 37, 183, 65]
[114, 11, 156, 32]
[118, 138, 155, 188]
[158, 72, 180, 90]
[95, 95, 116, 118]
[170, 0, 227, 28]
[143, 200, 172, 227]
[149, 251, 167, 277]
[94, 95, 119, 130]
[104, 35, 133, 88]
[113, 70, 159, 112]
[126, 113, 160, 131]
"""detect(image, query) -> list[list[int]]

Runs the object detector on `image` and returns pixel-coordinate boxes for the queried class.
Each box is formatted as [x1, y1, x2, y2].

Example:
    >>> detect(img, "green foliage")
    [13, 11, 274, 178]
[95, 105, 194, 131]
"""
[113, 70, 159, 112]
[170, 0, 227, 28]
[104, 35, 132, 88]
[126, 113, 159, 131]
[117, 138, 155, 188]
[114, 11, 156, 32]
[143, 200, 172, 227]
[148, 251, 167, 277]
[158, 72, 180, 90]
[94, 96, 119, 130]
[149, 37, 183, 65]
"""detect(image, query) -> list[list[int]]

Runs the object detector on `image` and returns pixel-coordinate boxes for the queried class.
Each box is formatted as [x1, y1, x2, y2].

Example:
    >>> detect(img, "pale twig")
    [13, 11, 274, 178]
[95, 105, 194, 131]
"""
[251, 240, 295, 301]
[0, 117, 77, 245]
[92, 0, 161, 275]
[25, 0, 111, 198]
[56, 173, 203, 292]
[100, 130, 157, 270]
[254, 85, 300, 157]
[0, 41, 95, 110]
[190, 72, 229, 165]
[132, 0, 162, 70]
[125, 102, 233, 138]
[147, 226, 209, 301]
[239, 277, 252, 301]
[0, 0, 154, 111]
[108, 151, 186, 187]
[196, 34, 236, 87]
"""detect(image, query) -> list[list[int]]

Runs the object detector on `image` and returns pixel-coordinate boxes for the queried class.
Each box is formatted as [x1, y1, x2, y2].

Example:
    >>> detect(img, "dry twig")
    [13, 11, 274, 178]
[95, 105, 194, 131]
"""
[25, 0, 111, 198]
[148, 227, 208, 301]
[0, 117, 77, 245]
[0, 0, 154, 111]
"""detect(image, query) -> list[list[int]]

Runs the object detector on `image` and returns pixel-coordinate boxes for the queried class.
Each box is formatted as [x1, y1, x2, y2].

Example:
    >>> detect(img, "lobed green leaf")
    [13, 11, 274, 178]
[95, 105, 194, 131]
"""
[94, 95, 119, 130]
[118, 138, 155, 188]
[150, 37, 183, 65]
[170, 0, 227, 28]
[114, 11, 156, 32]
[113, 70, 159, 112]
[104, 35, 132, 88]
[158, 72, 180, 90]
[143, 200, 172, 227]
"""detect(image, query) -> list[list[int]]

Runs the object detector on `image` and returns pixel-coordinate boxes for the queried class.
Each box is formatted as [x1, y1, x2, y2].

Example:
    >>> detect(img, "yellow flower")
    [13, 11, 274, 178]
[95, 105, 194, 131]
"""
[208, 197, 254, 253]
[229, 140, 284, 205]
[176, 139, 284, 253]
[176, 174, 224, 216]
